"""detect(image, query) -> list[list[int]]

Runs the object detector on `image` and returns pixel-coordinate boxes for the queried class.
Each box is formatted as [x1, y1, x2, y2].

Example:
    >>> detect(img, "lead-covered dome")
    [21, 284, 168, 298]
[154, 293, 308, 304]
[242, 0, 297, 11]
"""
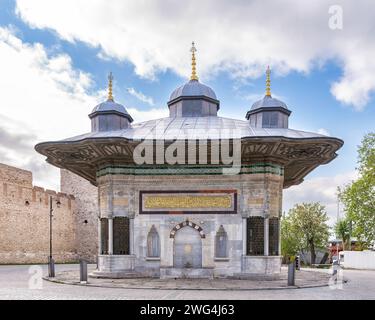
[250, 95, 288, 111]
[90, 100, 133, 121]
[89, 73, 133, 132]
[168, 42, 219, 117]
[168, 78, 220, 117]
[169, 79, 217, 101]
[246, 67, 291, 128]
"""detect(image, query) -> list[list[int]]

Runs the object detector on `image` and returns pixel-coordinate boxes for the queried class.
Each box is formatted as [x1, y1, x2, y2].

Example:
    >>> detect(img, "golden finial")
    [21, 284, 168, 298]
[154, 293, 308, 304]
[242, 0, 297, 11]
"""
[265, 66, 271, 96]
[190, 41, 198, 81]
[108, 72, 114, 101]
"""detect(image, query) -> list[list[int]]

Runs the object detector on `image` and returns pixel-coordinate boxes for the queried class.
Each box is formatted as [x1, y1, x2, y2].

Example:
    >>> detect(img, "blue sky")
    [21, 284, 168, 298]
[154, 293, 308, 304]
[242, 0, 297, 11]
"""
[0, 0, 374, 223]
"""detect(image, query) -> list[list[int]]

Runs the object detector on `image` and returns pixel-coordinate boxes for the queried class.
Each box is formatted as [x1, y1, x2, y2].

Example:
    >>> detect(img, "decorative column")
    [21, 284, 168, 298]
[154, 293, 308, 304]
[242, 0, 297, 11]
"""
[264, 175, 270, 256]
[264, 217, 269, 256]
[242, 218, 247, 255]
[97, 187, 102, 255]
[98, 218, 102, 255]
[278, 218, 282, 256]
[278, 182, 283, 256]
[108, 217, 113, 255]
[129, 218, 134, 255]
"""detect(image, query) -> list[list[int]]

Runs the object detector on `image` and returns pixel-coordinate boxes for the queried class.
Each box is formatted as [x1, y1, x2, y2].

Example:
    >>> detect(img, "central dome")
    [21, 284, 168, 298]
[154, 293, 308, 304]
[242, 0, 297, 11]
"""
[169, 79, 217, 101]
[168, 42, 219, 117]
[167, 78, 220, 117]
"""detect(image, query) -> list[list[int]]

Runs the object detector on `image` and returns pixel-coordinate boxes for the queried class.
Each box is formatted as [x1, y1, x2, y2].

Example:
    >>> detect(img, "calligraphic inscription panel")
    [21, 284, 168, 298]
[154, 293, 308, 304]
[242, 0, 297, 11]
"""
[140, 190, 237, 214]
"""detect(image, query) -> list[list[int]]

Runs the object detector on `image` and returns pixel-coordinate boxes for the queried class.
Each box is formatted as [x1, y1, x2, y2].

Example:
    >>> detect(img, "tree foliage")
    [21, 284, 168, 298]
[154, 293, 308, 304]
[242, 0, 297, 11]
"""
[281, 202, 330, 265]
[281, 213, 303, 261]
[334, 218, 351, 250]
[339, 132, 375, 249]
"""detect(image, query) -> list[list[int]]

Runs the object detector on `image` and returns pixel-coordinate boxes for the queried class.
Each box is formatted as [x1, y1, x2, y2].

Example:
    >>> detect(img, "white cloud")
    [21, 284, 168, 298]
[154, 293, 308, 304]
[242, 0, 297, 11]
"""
[0, 27, 97, 139]
[127, 107, 168, 122]
[330, 52, 375, 110]
[0, 27, 98, 190]
[15, 0, 375, 109]
[127, 87, 155, 106]
[317, 128, 330, 136]
[0, 27, 168, 190]
[283, 171, 358, 227]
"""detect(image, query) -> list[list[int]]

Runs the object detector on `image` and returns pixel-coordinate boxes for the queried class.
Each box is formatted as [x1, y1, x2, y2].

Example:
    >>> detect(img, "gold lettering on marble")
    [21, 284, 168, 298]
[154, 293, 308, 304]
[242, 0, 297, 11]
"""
[144, 195, 232, 209]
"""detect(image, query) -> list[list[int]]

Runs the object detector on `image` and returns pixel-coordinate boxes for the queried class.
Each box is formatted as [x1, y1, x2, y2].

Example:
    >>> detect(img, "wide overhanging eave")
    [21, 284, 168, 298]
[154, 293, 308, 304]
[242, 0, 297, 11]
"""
[35, 135, 343, 188]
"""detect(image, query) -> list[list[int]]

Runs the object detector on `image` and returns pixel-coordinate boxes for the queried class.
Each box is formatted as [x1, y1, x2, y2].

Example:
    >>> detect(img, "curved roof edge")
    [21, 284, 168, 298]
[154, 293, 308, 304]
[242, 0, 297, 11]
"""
[35, 134, 343, 189]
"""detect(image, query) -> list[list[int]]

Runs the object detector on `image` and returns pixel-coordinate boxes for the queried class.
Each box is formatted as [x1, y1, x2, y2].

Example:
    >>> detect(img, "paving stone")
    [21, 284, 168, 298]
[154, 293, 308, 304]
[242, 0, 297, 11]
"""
[46, 265, 332, 290]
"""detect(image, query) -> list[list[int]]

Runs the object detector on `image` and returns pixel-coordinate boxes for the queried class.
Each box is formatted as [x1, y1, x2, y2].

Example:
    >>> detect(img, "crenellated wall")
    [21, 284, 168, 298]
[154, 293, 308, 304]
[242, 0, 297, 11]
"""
[0, 163, 78, 264]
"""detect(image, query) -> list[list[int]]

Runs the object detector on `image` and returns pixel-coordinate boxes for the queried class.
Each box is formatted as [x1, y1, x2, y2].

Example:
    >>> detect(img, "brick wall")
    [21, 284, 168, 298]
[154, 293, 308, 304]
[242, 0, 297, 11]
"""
[60, 169, 98, 262]
[0, 163, 78, 264]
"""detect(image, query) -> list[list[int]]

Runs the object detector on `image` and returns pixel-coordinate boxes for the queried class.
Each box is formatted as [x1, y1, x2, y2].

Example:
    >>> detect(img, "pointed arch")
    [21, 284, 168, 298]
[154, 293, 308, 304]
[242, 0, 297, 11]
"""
[215, 225, 228, 258]
[147, 225, 160, 257]
[169, 220, 205, 239]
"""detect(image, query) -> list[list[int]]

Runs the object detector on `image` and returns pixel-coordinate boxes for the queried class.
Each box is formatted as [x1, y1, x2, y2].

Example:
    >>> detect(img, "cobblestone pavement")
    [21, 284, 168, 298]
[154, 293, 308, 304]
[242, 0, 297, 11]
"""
[46, 265, 332, 290]
[0, 264, 374, 300]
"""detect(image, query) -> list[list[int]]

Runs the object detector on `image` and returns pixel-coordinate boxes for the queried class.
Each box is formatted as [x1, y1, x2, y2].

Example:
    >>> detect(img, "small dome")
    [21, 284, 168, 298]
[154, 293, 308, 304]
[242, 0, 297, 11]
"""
[89, 99, 133, 123]
[169, 79, 217, 101]
[251, 95, 288, 111]
[89, 73, 133, 132]
[91, 100, 129, 115]
[89, 99, 133, 132]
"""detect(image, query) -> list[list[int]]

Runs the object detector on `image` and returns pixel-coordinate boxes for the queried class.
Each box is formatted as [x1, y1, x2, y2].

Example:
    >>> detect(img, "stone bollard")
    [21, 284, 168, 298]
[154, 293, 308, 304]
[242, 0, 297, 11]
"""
[48, 257, 55, 278]
[287, 261, 296, 286]
[80, 259, 88, 284]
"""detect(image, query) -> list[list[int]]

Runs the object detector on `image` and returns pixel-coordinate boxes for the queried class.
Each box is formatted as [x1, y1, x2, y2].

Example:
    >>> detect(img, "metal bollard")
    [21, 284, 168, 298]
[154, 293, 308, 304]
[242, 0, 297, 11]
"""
[287, 261, 296, 286]
[48, 257, 55, 278]
[80, 259, 88, 284]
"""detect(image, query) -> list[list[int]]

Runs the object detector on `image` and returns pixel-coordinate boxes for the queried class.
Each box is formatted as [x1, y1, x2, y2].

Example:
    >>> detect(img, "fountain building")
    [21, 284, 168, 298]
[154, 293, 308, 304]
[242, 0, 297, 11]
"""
[36, 43, 343, 278]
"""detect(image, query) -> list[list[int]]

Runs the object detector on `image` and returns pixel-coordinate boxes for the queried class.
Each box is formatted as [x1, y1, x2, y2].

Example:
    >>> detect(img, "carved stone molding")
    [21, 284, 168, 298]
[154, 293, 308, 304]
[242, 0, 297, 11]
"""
[35, 136, 343, 189]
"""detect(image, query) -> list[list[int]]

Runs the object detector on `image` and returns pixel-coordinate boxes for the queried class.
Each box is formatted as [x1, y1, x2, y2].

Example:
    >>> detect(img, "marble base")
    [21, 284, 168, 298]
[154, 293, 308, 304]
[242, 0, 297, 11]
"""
[90, 270, 140, 279]
[241, 255, 282, 275]
[160, 267, 214, 279]
[97, 254, 136, 272]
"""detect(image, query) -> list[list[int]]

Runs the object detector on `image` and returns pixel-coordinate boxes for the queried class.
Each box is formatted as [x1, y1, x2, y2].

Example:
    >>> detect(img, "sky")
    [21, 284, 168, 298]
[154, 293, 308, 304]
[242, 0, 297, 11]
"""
[0, 0, 374, 226]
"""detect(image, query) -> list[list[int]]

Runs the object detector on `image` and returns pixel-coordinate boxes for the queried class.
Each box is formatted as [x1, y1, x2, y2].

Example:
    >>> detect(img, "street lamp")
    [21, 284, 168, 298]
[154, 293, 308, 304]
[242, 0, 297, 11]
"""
[48, 195, 61, 278]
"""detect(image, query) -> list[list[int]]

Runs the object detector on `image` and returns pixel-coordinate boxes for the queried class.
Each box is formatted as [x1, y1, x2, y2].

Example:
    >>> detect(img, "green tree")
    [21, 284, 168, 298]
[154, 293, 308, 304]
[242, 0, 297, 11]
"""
[339, 132, 375, 249]
[334, 218, 351, 251]
[285, 203, 330, 265]
[281, 213, 303, 261]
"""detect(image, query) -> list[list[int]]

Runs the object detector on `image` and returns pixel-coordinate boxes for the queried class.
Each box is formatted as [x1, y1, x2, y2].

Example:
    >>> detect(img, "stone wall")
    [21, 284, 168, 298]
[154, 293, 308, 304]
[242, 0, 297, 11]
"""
[60, 169, 98, 262]
[0, 163, 77, 264]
